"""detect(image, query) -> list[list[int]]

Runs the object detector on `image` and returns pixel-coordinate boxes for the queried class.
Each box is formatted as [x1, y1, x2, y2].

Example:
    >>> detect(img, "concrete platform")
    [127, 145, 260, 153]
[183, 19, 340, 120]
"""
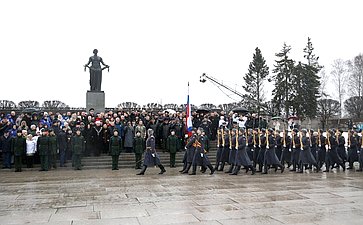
[0, 168, 363, 224]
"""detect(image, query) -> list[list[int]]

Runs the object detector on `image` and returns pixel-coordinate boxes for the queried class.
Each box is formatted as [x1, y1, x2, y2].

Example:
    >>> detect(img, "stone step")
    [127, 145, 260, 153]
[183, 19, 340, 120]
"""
[2, 141, 220, 170]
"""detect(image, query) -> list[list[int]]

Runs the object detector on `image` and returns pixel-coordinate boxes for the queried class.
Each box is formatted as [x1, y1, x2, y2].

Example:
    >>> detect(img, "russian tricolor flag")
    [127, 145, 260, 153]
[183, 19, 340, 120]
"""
[186, 82, 193, 136]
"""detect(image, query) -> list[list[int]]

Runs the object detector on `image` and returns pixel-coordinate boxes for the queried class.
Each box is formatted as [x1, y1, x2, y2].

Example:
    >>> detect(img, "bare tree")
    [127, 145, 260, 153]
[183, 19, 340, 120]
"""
[18, 100, 40, 109]
[117, 102, 140, 110]
[347, 54, 363, 98]
[331, 59, 347, 117]
[144, 103, 162, 111]
[199, 103, 216, 109]
[317, 98, 340, 130]
[42, 100, 69, 109]
[163, 104, 178, 110]
[0, 100, 16, 109]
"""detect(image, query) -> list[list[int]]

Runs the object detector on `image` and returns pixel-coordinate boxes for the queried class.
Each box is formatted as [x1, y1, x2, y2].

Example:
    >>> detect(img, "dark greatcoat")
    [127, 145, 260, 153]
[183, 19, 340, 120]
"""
[143, 135, 161, 166]
[347, 134, 359, 163]
[298, 136, 317, 165]
[235, 135, 253, 167]
[264, 135, 282, 166]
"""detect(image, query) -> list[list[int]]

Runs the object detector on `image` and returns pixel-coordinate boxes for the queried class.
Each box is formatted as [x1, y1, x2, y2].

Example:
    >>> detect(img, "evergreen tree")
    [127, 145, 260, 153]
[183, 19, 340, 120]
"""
[271, 43, 295, 118]
[243, 47, 269, 117]
[300, 37, 322, 119]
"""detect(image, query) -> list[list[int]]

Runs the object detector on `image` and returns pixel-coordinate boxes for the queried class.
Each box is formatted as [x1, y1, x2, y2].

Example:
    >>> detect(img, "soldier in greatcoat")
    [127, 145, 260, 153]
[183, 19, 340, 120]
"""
[109, 129, 122, 170]
[12, 130, 26, 172]
[136, 129, 166, 175]
[37, 129, 50, 171]
[72, 129, 85, 170]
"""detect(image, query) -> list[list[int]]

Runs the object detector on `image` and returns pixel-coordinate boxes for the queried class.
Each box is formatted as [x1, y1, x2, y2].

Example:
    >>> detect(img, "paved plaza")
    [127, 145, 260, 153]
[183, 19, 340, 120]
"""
[1, 168, 363, 225]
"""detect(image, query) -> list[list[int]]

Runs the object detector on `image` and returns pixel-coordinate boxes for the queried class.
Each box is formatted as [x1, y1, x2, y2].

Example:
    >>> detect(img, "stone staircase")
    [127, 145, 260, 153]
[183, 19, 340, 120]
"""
[2, 140, 218, 170]
[81, 140, 218, 170]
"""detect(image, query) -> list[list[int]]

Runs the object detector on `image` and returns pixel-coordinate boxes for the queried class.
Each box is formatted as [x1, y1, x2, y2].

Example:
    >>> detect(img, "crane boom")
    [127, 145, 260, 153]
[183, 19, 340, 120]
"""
[199, 73, 244, 98]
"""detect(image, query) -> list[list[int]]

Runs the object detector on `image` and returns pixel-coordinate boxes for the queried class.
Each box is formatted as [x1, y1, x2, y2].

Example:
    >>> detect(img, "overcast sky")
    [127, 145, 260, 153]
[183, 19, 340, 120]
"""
[1, 0, 362, 108]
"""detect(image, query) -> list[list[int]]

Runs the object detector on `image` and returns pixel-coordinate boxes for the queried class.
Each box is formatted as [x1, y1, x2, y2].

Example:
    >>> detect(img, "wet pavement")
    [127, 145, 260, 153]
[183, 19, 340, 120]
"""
[1, 168, 363, 225]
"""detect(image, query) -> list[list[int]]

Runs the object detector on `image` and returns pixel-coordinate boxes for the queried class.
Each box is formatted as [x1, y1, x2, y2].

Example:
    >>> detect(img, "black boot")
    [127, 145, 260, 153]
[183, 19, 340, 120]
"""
[245, 166, 249, 173]
[256, 164, 263, 172]
[189, 165, 197, 175]
[297, 163, 303, 173]
[179, 162, 187, 172]
[201, 166, 207, 173]
[231, 165, 241, 175]
[290, 162, 296, 171]
[219, 162, 225, 171]
[250, 166, 256, 175]
[347, 162, 354, 170]
[225, 164, 234, 173]
[208, 165, 215, 175]
[158, 164, 166, 174]
[182, 163, 192, 174]
[262, 165, 268, 174]
[136, 166, 147, 175]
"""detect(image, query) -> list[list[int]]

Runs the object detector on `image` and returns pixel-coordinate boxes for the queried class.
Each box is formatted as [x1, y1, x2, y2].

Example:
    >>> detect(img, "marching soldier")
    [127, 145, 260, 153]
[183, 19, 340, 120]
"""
[225, 129, 238, 173]
[215, 123, 228, 171]
[280, 129, 292, 168]
[133, 131, 145, 169]
[256, 128, 267, 172]
[290, 128, 301, 172]
[357, 131, 363, 172]
[12, 130, 26, 172]
[316, 129, 326, 170]
[37, 129, 50, 171]
[324, 129, 345, 172]
[347, 130, 359, 170]
[252, 128, 260, 170]
[275, 130, 283, 161]
[109, 129, 122, 170]
[246, 128, 254, 161]
[137, 129, 166, 175]
[189, 128, 214, 175]
[336, 129, 347, 165]
[297, 129, 319, 173]
[262, 128, 284, 174]
[182, 129, 197, 174]
[231, 128, 256, 175]
[72, 128, 85, 170]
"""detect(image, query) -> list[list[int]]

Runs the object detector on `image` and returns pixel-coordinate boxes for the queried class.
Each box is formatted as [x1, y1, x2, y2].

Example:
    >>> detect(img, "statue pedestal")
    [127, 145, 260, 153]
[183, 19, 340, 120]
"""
[86, 91, 105, 113]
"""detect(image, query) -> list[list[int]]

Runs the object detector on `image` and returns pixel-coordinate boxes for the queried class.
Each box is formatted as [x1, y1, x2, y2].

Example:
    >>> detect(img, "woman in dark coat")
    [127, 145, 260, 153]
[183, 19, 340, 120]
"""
[136, 129, 166, 175]
[231, 128, 255, 175]
[123, 121, 135, 153]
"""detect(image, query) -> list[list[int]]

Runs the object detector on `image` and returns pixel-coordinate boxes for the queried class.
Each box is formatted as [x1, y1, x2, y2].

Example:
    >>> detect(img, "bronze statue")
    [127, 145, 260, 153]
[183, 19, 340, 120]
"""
[84, 49, 109, 91]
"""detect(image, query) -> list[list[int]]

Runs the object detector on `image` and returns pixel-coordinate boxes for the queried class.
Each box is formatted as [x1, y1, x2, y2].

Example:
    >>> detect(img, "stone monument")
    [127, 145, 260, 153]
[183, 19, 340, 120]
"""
[84, 49, 109, 113]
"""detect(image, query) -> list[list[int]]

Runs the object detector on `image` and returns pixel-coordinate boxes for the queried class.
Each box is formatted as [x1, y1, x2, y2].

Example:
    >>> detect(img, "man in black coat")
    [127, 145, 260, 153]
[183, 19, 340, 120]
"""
[0, 130, 12, 169]
[91, 121, 103, 156]
[57, 126, 68, 167]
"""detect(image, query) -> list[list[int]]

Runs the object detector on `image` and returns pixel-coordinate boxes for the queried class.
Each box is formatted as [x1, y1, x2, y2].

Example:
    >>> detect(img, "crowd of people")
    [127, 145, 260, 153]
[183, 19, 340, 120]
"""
[1, 108, 362, 175]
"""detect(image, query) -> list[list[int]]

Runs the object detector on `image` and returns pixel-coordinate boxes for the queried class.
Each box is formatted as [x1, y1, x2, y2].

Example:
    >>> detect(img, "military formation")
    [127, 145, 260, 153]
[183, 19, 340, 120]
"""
[1, 109, 363, 175]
